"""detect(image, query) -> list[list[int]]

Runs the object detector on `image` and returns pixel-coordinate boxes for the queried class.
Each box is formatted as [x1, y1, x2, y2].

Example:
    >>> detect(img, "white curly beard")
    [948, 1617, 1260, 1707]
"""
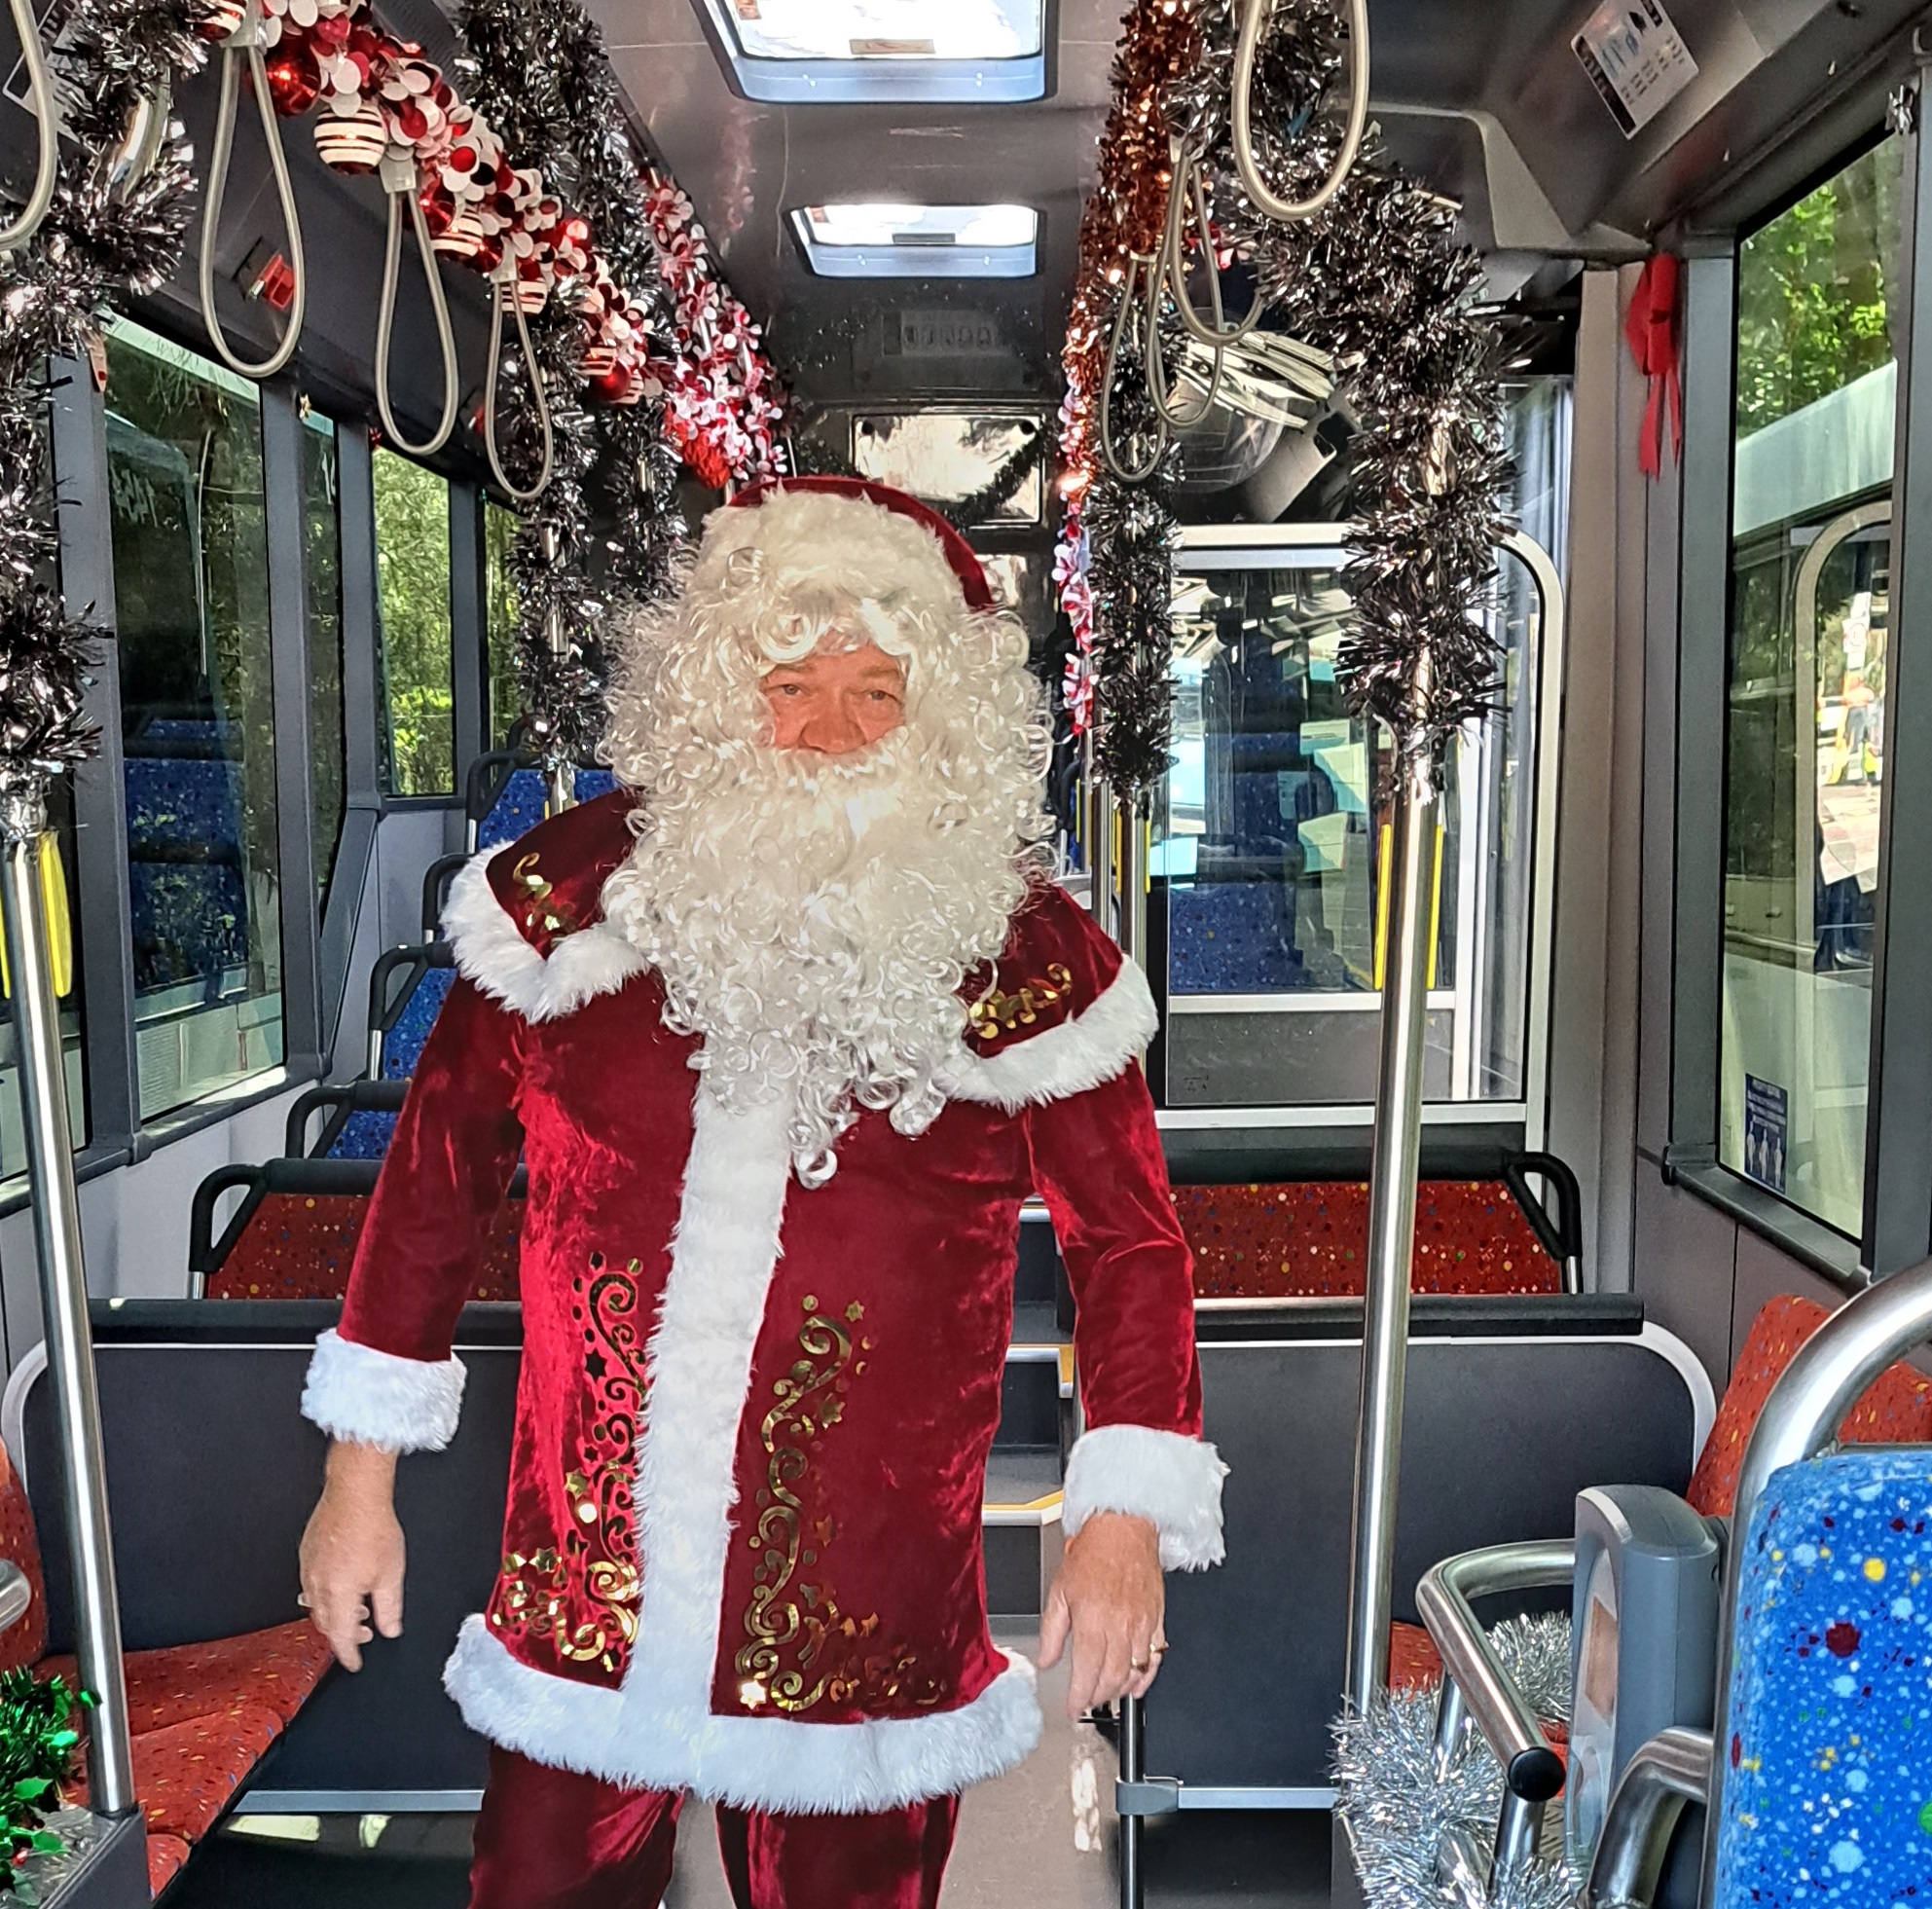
[601, 728, 1039, 1185]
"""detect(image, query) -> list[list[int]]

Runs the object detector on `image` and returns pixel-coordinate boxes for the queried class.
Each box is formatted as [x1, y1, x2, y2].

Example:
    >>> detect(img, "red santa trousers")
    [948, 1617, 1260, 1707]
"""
[468, 1744, 960, 1909]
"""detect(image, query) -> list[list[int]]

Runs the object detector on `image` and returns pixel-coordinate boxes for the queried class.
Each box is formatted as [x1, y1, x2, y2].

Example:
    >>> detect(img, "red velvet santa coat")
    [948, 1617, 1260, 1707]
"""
[302, 790, 1221, 1814]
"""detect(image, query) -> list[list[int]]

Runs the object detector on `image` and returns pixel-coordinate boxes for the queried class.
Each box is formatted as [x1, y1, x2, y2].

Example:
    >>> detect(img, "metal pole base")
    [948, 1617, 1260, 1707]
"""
[1331, 1808, 1367, 1909]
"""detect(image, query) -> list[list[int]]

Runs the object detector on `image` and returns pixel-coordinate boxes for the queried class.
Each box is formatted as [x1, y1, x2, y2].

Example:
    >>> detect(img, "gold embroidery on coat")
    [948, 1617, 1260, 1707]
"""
[511, 851, 577, 938]
[491, 1255, 645, 1673]
[734, 1298, 941, 1713]
[968, 963, 1075, 1042]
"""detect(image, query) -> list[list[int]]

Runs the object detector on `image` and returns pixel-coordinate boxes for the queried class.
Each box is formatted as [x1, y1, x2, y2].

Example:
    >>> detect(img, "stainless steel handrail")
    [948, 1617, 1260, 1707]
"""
[1585, 1725, 1710, 1909]
[1416, 1539, 1574, 1891]
[0, 1560, 30, 1634]
[1698, 1254, 1932, 1901]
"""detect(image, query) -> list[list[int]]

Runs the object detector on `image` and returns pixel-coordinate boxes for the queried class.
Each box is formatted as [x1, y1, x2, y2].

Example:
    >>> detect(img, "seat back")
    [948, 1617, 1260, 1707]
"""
[1686, 1294, 1932, 1517]
[0, 1441, 48, 1672]
[1714, 1446, 1932, 1904]
[1176, 1172, 1567, 1299]
[193, 1158, 524, 1302]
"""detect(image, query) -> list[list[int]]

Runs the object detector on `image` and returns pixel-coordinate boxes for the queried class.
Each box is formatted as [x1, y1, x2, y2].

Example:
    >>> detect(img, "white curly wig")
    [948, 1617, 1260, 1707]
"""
[601, 484, 1054, 1184]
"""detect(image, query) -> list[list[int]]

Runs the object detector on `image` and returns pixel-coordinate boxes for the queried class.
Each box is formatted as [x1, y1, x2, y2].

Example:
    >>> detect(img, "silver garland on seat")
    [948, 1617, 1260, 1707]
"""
[0, 0, 207, 800]
[1331, 1614, 1580, 1908]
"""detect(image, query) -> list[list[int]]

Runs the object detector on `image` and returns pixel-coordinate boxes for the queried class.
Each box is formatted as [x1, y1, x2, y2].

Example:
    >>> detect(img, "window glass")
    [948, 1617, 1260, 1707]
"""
[105, 319, 284, 1120]
[304, 411, 346, 899]
[373, 451, 454, 795]
[484, 499, 522, 748]
[1721, 135, 1902, 1238]
[1156, 540, 1549, 1107]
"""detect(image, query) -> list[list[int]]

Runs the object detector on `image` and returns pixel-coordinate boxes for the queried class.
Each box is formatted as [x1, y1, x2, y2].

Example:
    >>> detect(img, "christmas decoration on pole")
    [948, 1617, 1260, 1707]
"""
[1331, 1616, 1580, 1909]
[0, 1668, 86, 1898]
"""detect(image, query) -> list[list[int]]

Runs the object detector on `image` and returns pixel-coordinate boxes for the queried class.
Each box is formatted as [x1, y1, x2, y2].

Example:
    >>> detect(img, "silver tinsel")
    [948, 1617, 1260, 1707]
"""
[1331, 1615, 1581, 1909]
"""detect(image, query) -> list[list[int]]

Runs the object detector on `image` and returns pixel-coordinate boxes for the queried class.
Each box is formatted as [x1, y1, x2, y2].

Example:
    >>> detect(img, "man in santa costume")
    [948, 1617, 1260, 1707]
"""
[297, 476, 1223, 1907]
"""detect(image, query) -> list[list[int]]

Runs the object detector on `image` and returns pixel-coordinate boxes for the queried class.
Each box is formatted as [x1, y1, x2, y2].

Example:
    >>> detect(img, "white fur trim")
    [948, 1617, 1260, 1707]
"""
[445, 1619, 1041, 1814]
[301, 1329, 466, 1453]
[442, 1080, 1043, 1808]
[1063, 1423, 1228, 1572]
[939, 959, 1158, 1111]
[441, 849, 647, 1023]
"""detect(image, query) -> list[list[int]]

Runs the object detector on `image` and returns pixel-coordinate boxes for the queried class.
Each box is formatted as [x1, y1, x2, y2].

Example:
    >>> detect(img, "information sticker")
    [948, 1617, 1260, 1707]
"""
[1572, 0, 1697, 138]
[1743, 1075, 1789, 1195]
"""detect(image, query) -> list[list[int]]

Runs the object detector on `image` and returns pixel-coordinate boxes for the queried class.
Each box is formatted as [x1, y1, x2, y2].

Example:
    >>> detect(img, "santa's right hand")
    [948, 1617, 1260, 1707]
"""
[300, 1444, 406, 1671]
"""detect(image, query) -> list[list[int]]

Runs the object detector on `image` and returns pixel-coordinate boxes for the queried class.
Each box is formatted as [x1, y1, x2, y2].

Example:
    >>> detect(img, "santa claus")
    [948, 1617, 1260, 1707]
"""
[297, 477, 1223, 1907]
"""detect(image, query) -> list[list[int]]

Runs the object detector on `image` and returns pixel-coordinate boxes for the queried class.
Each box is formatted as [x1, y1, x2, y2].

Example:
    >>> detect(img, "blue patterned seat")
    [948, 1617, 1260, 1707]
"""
[477, 770, 549, 851]
[1716, 1447, 1932, 1905]
[323, 958, 456, 1159]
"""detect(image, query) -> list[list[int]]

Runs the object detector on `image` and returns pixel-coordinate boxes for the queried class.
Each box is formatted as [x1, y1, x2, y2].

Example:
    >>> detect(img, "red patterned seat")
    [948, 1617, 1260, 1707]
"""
[1175, 1179, 1561, 1299]
[206, 1188, 523, 1302]
[0, 1436, 330, 1894]
[1387, 1293, 1932, 1701]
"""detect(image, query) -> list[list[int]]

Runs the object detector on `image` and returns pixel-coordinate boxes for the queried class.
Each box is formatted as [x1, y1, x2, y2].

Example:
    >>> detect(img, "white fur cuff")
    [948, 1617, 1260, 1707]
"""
[302, 1329, 467, 1453]
[1062, 1422, 1228, 1572]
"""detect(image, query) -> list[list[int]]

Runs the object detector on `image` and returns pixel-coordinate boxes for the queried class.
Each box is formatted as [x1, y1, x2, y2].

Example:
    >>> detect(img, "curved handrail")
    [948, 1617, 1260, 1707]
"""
[1231, 0, 1370, 225]
[1585, 1725, 1710, 1909]
[0, 0, 59, 253]
[1699, 1254, 1932, 1902]
[375, 152, 458, 458]
[484, 274, 556, 504]
[1415, 1539, 1574, 1887]
[198, 2, 307, 380]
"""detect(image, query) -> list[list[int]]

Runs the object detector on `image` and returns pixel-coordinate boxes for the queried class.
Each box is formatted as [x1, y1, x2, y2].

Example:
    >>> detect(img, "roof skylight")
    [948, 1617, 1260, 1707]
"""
[792, 204, 1039, 277]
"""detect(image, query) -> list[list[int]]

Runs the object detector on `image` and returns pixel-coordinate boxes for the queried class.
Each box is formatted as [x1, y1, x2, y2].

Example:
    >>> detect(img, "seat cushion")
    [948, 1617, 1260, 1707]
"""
[1687, 1295, 1932, 1517]
[1388, 1620, 1441, 1691]
[0, 1441, 47, 1673]
[148, 1831, 192, 1896]
[41, 1620, 334, 1735]
[66, 1704, 282, 1844]
[1175, 1179, 1562, 1300]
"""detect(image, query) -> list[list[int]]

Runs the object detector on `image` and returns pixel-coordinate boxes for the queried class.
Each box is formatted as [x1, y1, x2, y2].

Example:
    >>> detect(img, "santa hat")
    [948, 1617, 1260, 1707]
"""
[727, 475, 994, 614]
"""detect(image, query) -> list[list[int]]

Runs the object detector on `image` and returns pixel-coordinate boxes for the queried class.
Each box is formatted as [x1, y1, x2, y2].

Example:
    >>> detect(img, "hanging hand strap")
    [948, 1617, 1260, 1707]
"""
[1231, 0, 1369, 225]
[1098, 254, 1170, 484]
[197, 0, 308, 379]
[0, 0, 59, 252]
[1159, 137, 1266, 347]
[483, 270, 555, 504]
[1143, 229, 1222, 430]
[374, 150, 458, 457]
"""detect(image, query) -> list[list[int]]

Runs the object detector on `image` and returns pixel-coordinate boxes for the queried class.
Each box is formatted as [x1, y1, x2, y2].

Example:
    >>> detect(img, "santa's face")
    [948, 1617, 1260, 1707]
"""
[760, 641, 907, 754]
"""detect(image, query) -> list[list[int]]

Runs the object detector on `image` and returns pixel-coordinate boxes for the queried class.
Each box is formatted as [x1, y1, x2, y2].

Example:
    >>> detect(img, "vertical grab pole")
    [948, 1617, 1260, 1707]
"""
[1342, 746, 1438, 1709]
[1116, 793, 1148, 967]
[1118, 1690, 1146, 1909]
[0, 795, 135, 1815]
[1088, 777, 1118, 942]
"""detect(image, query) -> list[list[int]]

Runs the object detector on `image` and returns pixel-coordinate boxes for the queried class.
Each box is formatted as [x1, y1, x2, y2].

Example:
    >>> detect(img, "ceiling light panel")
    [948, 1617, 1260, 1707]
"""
[701, 0, 1047, 102]
[792, 204, 1039, 277]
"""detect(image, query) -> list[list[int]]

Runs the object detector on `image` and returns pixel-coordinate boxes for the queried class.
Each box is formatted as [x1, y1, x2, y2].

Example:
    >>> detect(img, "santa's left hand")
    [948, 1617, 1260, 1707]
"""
[1038, 1511, 1166, 1718]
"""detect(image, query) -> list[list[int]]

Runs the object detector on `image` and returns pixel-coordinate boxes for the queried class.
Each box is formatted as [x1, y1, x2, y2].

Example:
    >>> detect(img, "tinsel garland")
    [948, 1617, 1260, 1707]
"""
[455, 0, 686, 765]
[1059, 0, 1513, 792]
[0, 0, 207, 794]
[1331, 1614, 1580, 1909]
[0, 1670, 83, 1900]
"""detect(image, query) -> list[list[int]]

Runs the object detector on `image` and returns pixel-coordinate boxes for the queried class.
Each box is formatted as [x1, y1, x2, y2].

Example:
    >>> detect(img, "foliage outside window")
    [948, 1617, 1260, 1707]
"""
[373, 451, 455, 795]
[104, 319, 285, 1120]
[304, 412, 346, 900]
[1720, 136, 1902, 1238]
[485, 499, 522, 749]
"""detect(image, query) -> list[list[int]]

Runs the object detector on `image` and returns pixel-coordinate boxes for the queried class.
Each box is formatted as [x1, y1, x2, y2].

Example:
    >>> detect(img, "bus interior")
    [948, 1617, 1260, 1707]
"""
[2, 0, 1931, 1904]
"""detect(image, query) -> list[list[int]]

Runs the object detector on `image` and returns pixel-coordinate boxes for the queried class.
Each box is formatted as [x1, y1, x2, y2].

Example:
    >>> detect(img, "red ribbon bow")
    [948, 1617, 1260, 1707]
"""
[1624, 254, 1683, 478]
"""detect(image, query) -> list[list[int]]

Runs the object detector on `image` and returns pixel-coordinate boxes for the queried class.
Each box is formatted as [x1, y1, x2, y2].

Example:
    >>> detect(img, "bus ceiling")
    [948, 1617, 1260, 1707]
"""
[573, 0, 1928, 394]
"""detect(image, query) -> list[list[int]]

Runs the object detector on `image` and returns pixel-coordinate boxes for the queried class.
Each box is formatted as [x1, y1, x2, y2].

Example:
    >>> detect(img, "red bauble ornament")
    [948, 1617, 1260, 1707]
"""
[418, 186, 456, 239]
[264, 39, 321, 117]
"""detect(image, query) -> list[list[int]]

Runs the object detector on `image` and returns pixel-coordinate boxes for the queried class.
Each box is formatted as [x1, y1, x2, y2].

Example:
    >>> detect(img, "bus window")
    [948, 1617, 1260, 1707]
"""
[104, 320, 285, 1121]
[373, 451, 455, 796]
[303, 411, 346, 905]
[484, 499, 521, 749]
[1722, 134, 1902, 1238]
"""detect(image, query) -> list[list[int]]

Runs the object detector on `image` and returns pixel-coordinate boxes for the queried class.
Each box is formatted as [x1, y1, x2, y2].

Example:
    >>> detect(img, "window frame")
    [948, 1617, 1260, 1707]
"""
[1664, 74, 1932, 1288]
[22, 320, 492, 1196]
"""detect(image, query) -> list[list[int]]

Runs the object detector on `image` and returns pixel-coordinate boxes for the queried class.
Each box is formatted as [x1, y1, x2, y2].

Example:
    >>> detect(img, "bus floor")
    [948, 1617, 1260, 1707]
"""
[167, 1625, 1333, 1907]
